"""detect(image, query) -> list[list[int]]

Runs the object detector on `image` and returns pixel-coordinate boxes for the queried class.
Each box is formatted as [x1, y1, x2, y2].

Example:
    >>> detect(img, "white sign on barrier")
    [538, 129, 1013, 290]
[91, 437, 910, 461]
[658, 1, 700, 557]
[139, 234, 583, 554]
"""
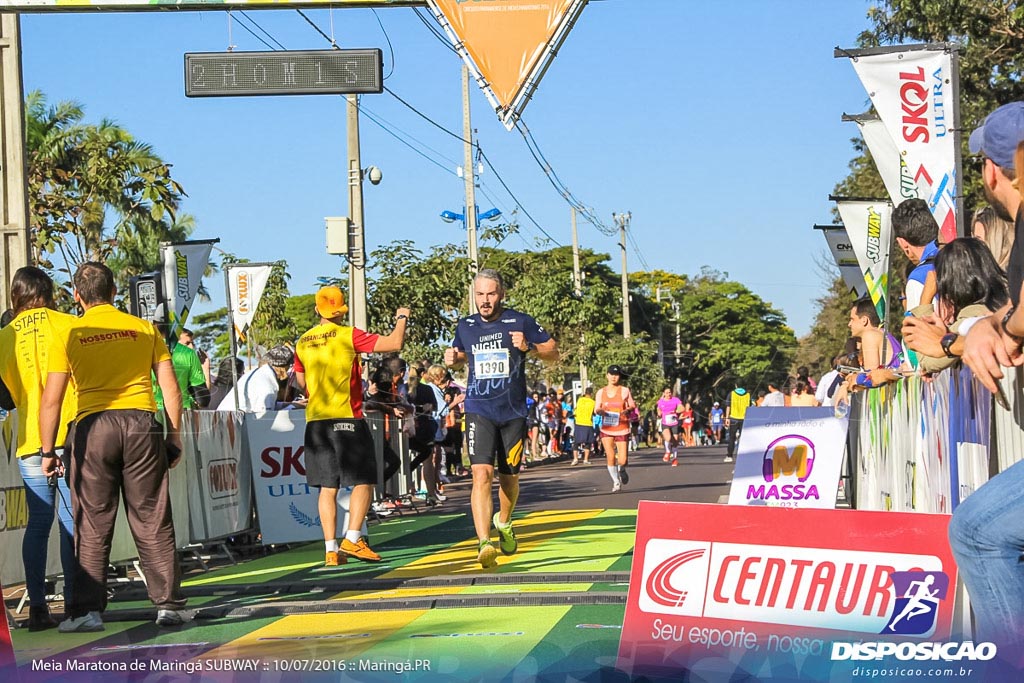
[727, 407, 848, 509]
[185, 410, 252, 542]
[246, 411, 360, 545]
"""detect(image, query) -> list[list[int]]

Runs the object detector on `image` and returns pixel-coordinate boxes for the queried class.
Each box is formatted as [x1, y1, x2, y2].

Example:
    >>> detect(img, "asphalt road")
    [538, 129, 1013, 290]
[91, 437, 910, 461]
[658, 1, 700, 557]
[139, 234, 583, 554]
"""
[438, 443, 735, 514]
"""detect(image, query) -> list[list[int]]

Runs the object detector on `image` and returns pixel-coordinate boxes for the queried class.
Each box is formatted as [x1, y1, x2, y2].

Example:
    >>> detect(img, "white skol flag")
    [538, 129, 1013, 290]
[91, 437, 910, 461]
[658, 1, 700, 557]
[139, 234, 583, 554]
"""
[227, 264, 273, 342]
[836, 200, 893, 321]
[161, 240, 216, 340]
[820, 226, 867, 298]
[852, 113, 923, 207]
[849, 47, 958, 242]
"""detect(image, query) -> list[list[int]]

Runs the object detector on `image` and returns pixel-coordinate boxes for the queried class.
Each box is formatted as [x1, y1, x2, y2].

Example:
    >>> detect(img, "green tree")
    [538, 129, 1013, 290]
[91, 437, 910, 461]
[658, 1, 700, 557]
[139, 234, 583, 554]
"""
[26, 91, 190, 303]
[795, 262, 860, 379]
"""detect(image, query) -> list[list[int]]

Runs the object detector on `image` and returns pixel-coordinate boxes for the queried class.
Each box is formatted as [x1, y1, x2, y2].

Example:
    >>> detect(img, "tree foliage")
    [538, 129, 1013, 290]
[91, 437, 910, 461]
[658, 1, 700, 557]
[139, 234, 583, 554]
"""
[26, 91, 188, 299]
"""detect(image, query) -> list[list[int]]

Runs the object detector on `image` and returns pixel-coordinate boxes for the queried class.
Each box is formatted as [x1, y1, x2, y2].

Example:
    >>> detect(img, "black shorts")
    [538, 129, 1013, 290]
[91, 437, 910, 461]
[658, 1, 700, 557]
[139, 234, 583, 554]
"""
[662, 424, 680, 436]
[465, 414, 526, 475]
[573, 424, 594, 447]
[304, 418, 376, 489]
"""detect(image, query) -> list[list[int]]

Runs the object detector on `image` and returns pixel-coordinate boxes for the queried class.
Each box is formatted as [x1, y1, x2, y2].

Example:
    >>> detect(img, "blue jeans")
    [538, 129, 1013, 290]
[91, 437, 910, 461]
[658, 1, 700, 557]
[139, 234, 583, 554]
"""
[19, 454, 76, 607]
[948, 457, 1024, 654]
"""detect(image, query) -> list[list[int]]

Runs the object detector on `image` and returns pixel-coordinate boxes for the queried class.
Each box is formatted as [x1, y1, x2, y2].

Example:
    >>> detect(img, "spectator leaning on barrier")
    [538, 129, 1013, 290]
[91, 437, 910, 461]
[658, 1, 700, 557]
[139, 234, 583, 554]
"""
[293, 286, 410, 567]
[0, 267, 80, 631]
[39, 261, 187, 632]
[892, 198, 940, 311]
[215, 345, 294, 413]
[902, 238, 1008, 373]
[951, 101, 1024, 659]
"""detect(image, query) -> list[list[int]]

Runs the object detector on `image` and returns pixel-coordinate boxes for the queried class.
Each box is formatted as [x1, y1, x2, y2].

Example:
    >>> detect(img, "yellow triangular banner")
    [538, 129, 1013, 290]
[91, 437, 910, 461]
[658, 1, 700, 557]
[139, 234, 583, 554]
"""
[430, 0, 587, 126]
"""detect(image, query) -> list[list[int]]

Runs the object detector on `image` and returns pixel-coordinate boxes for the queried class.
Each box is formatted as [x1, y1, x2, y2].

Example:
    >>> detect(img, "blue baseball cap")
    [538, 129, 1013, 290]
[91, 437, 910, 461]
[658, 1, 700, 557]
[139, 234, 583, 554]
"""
[969, 102, 1024, 170]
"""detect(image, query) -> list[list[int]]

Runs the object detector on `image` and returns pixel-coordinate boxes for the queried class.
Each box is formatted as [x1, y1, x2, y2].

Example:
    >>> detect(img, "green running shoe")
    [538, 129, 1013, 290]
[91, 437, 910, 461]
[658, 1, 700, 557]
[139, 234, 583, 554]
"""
[477, 539, 498, 568]
[493, 513, 518, 556]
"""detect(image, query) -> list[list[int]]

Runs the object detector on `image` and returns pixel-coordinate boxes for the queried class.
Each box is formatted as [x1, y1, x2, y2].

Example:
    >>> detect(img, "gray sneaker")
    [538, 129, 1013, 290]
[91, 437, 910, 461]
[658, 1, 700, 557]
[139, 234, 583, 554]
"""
[58, 611, 104, 633]
[155, 609, 184, 627]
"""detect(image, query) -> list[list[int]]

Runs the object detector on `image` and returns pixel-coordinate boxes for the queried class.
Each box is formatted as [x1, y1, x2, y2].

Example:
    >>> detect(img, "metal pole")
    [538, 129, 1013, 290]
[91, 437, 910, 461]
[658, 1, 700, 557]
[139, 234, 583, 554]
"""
[0, 14, 31, 310]
[463, 64, 479, 315]
[347, 94, 368, 330]
[949, 45, 965, 238]
[571, 207, 587, 388]
[224, 265, 242, 411]
[615, 212, 632, 338]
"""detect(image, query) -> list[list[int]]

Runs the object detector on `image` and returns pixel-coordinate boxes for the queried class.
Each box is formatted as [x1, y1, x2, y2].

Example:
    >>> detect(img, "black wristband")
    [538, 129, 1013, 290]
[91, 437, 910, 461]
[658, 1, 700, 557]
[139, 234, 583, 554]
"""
[39, 449, 57, 459]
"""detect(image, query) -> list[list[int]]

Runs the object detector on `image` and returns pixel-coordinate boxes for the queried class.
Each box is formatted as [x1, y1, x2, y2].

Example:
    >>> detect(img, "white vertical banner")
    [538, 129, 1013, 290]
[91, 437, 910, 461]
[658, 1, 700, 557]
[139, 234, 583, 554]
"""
[184, 410, 252, 542]
[835, 200, 893, 321]
[851, 113, 923, 207]
[818, 225, 867, 297]
[226, 264, 274, 341]
[845, 45, 959, 243]
[161, 239, 217, 341]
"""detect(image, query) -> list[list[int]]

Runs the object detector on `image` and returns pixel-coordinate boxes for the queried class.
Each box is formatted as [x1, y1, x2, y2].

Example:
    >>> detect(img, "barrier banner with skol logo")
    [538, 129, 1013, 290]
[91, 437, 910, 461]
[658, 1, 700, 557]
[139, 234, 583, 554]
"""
[618, 502, 961, 681]
[728, 407, 848, 509]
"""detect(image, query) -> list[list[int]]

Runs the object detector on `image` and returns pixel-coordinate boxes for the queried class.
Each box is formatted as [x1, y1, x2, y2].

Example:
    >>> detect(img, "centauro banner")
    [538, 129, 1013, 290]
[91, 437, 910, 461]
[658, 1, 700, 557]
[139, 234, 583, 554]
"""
[428, 0, 589, 128]
[226, 263, 274, 343]
[160, 239, 217, 343]
[835, 200, 892, 322]
[843, 46, 960, 243]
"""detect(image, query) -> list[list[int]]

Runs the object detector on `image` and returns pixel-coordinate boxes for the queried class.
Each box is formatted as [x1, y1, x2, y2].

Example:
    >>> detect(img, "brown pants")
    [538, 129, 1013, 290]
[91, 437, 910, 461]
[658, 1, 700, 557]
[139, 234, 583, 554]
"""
[68, 409, 185, 615]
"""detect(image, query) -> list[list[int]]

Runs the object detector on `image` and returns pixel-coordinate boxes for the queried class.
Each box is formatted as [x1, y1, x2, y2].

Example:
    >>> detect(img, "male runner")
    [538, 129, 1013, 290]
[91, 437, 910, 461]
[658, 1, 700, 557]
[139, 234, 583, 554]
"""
[444, 269, 559, 568]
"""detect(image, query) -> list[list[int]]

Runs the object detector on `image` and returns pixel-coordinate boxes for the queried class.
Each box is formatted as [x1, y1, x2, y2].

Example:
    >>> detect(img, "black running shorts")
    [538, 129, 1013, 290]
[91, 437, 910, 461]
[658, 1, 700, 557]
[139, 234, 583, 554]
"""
[304, 418, 377, 488]
[465, 414, 526, 475]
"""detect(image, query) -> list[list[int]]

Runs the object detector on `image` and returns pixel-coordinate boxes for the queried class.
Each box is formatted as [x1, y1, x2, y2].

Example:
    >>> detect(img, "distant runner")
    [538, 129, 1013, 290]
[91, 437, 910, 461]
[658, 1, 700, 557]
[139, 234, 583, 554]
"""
[657, 387, 682, 465]
[445, 270, 559, 569]
[595, 365, 636, 491]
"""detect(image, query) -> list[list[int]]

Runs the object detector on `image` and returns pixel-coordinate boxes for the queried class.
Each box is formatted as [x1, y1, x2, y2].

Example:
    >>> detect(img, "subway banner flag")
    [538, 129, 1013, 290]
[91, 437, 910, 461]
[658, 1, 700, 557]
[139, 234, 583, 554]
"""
[618, 502, 960, 681]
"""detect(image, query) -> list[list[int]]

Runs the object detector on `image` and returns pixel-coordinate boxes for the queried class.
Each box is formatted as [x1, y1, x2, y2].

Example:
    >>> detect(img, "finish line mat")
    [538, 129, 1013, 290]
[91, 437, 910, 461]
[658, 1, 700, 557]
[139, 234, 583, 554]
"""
[10, 508, 636, 680]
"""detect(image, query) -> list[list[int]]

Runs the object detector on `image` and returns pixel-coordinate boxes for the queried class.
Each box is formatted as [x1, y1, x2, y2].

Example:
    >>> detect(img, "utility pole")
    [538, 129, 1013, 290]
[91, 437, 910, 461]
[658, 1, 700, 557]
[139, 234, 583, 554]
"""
[346, 94, 367, 330]
[0, 14, 30, 310]
[571, 207, 588, 388]
[613, 212, 632, 338]
[462, 64, 479, 314]
[656, 286, 664, 371]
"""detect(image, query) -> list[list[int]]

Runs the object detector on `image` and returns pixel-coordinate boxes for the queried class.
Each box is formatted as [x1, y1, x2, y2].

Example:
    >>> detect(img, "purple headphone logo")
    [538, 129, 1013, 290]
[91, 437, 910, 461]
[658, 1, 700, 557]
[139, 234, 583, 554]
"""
[762, 435, 815, 482]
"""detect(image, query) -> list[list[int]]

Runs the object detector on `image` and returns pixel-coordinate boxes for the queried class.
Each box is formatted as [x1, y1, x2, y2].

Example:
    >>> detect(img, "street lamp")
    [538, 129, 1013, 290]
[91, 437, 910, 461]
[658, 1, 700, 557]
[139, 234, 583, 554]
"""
[440, 206, 502, 314]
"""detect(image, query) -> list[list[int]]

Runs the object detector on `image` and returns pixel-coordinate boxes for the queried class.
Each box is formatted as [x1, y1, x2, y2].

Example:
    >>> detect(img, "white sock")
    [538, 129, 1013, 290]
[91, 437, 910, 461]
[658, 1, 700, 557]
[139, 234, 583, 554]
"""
[325, 539, 338, 552]
[494, 514, 510, 529]
[345, 530, 362, 544]
[608, 465, 619, 484]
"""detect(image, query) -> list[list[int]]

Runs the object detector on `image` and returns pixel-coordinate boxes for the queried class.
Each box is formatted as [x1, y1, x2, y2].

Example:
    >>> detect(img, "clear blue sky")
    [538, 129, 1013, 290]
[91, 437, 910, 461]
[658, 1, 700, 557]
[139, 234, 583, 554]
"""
[20, 1, 875, 336]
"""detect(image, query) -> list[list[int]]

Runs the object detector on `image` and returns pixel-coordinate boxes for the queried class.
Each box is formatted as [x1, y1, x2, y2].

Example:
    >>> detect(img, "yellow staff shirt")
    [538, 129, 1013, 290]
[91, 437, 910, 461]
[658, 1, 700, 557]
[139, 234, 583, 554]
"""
[295, 322, 378, 421]
[729, 389, 751, 420]
[47, 304, 171, 420]
[0, 308, 79, 456]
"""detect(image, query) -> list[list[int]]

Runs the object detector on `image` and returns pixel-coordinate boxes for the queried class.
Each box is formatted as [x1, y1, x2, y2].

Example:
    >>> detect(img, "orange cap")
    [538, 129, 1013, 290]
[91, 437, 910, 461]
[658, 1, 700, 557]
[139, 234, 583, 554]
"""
[315, 286, 349, 319]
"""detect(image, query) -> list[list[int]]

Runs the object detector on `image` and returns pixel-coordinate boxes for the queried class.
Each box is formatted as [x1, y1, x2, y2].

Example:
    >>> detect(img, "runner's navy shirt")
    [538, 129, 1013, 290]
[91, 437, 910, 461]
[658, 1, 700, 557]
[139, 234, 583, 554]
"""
[453, 307, 551, 422]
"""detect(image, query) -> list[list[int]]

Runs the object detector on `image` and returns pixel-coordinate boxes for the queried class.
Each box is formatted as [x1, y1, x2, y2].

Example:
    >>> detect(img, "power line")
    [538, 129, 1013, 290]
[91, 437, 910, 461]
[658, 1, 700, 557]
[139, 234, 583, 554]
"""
[384, 86, 468, 144]
[370, 9, 396, 80]
[230, 12, 277, 51]
[239, 11, 287, 50]
[295, 9, 335, 46]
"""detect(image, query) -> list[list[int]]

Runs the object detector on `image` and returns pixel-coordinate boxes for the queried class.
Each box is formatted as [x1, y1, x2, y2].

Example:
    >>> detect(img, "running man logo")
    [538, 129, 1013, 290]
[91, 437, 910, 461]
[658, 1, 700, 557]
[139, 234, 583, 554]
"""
[883, 571, 948, 637]
[866, 207, 882, 263]
[638, 539, 712, 617]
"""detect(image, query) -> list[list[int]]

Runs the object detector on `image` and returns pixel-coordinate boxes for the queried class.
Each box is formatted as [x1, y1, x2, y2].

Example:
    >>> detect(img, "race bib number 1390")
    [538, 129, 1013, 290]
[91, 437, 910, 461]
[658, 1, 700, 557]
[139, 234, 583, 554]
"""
[475, 349, 510, 379]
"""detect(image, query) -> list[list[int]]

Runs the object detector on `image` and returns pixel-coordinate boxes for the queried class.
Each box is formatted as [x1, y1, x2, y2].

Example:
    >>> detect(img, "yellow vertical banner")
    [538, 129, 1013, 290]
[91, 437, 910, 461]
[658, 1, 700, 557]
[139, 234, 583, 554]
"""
[429, 0, 588, 127]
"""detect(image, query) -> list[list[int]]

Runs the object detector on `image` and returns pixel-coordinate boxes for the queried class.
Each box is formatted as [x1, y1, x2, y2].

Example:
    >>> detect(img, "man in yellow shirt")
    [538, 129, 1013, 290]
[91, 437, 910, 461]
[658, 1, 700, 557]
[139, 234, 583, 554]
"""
[0, 267, 79, 631]
[39, 262, 186, 632]
[294, 286, 410, 567]
[572, 387, 596, 465]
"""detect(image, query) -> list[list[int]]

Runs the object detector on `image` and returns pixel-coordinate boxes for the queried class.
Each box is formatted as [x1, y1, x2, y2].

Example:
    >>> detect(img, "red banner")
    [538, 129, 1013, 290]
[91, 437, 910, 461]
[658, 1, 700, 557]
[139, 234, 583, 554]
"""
[618, 502, 958, 680]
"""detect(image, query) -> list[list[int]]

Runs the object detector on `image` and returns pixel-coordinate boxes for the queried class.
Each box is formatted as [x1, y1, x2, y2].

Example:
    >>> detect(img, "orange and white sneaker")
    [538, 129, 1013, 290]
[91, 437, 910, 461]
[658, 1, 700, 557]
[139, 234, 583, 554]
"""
[340, 537, 382, 563]
[671, 459, 679, 467]
[663, 453, 670, 462]
[325, 551, 347, 567]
